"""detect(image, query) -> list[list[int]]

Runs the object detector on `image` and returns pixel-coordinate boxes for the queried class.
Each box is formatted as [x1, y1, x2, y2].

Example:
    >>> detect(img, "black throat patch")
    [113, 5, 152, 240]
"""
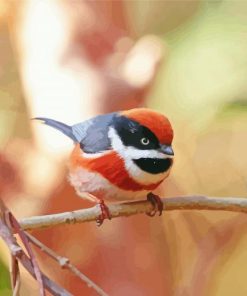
[133, 158, 173, 174]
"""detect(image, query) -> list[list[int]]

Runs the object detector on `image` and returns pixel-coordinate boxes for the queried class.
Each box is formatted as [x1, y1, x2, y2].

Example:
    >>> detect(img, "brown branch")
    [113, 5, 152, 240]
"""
[2, 196, 247, 294]
[0, 201, 21, 255]
[0, 200, 22, 296]
[16, 249, 72, 296]
[0, 199, 72, 296]
[26, 233, 109, 296]
[19, 196, 247, 231]
[10, 255, 20, 296]
[0, 213, 22, 296]
[8, 212, 45, 296]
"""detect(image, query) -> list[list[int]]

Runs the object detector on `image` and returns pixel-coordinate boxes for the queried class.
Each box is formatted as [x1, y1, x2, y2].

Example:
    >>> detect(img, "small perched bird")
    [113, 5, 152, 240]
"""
[34, 108, 174, 225]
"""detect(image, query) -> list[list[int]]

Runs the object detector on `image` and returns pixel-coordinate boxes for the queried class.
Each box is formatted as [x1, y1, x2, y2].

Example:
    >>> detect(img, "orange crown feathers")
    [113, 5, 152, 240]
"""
[121, 108, 173, 145]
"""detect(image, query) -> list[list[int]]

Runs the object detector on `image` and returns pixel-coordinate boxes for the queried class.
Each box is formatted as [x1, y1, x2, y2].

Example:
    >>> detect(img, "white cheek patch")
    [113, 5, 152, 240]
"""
[125, 146, 169, 159]
[108, 127, 172, 184]
[108, 128, 171, 159]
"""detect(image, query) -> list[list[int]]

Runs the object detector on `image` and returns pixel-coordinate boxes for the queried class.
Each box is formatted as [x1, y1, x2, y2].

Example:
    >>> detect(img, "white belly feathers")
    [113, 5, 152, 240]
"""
[69, 168, 149, 202]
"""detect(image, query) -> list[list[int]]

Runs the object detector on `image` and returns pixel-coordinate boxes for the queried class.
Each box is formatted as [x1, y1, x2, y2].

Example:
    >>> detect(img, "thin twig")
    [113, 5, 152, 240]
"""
[0, 216, 21, 296]
[8, 212, 45, 296]
[0, 199, 72, 296]
[0, 200, 22, 296]
[10, 251, 21, 296]
[0, 201, 22, 256]
[16, 248, 72, 296]
[26, 232, 109, 296]
[19, 196, 247, 231]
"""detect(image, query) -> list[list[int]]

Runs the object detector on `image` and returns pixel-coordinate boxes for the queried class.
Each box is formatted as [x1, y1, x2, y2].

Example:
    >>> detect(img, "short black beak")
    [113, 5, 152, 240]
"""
[159, 145, 174, 156]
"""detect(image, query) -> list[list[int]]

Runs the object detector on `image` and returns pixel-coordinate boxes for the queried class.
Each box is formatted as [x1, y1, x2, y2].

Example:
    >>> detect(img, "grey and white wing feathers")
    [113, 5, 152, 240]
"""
[72, 112, 117, 153]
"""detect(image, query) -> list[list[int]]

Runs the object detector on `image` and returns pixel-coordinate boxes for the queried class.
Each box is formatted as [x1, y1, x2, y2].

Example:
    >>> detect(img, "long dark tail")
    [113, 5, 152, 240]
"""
[33, 117, 77, 142]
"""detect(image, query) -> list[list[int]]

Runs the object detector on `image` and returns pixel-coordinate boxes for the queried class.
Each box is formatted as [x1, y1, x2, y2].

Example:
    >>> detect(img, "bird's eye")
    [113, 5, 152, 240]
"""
[141, 138, 150, 145]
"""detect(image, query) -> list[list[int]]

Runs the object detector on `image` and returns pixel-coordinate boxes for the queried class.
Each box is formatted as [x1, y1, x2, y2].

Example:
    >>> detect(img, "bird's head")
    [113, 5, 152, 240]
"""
[109, 108, 174, 184]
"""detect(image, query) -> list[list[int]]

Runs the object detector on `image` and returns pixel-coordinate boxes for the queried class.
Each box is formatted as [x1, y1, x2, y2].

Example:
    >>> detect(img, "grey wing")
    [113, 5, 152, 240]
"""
[72, 112, 117, 153]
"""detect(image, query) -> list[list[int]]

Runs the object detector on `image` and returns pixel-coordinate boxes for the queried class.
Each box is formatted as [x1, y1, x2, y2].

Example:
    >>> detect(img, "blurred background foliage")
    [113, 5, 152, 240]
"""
[0, 0, 247, 295]
[0, 259, 11, 296]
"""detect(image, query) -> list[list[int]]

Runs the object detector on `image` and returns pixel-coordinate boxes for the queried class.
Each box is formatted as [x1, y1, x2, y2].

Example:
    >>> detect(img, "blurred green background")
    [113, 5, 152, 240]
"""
[0, 259, 11, 295]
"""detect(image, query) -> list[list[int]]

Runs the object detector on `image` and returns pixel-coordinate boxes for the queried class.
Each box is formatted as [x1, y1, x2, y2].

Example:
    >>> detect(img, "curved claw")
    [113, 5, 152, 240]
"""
[96, 200, 112, 226]
[146, 193, 164, 217]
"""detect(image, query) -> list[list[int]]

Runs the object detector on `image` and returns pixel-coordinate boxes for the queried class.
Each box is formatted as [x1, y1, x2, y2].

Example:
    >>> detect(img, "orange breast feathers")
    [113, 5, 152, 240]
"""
[70, 144, 163, 192]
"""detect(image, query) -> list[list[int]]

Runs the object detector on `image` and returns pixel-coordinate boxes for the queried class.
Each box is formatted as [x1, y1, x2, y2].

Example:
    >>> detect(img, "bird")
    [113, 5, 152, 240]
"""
[34, 108, 174, 225]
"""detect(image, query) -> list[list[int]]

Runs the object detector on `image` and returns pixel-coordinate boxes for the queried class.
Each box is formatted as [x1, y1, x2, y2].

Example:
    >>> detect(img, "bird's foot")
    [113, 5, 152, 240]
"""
[146, 192, 163, 217]
[96, 200, 112, 226]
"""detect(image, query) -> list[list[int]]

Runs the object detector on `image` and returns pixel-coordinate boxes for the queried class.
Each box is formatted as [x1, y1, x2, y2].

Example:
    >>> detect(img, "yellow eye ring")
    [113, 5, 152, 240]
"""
[141, 138, 150, 145]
